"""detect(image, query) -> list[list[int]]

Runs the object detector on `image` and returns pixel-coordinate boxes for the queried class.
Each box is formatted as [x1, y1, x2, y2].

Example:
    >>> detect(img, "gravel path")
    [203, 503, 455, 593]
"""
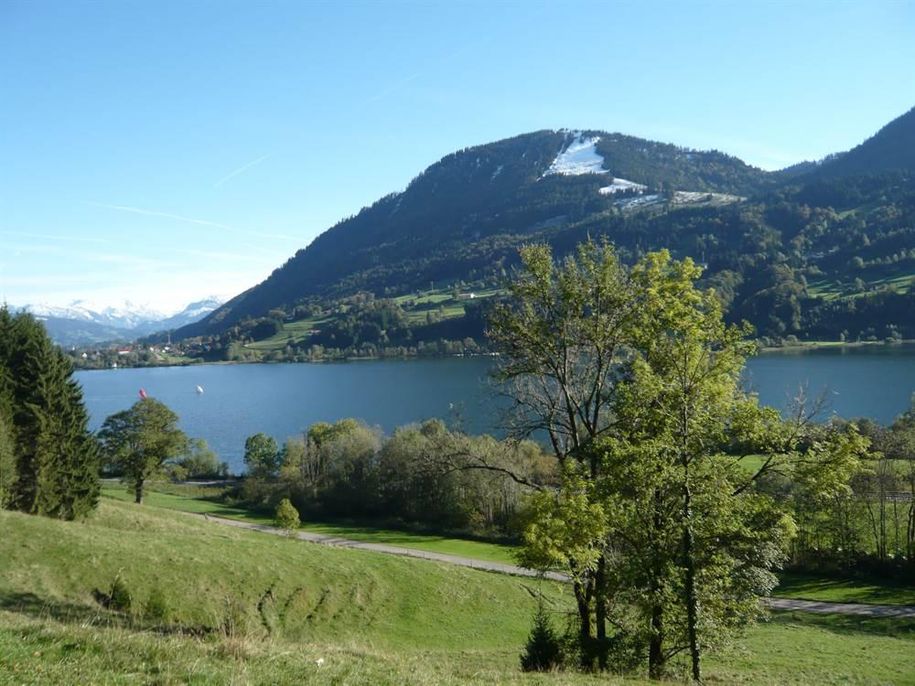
[765, 597, 915, 618]
[203, 514, 915, 617]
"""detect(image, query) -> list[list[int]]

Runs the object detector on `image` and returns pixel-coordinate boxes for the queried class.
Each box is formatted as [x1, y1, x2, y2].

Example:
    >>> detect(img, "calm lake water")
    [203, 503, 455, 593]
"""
[76, 345, 915, 473]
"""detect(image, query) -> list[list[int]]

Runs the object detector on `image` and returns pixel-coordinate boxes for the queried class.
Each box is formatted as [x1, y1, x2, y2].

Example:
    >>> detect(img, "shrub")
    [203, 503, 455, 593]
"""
[274, 498, 300, 532]
[108, 575, 132, 612]
[145, 586, 170, 623]
[220, 594, 251, 638]
[520, 601, 562, 672]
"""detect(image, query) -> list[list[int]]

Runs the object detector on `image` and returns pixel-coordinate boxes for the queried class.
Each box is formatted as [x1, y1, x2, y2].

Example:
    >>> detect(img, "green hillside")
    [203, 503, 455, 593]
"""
[2, 500, 915, 684]
[0, 500, 557, 650]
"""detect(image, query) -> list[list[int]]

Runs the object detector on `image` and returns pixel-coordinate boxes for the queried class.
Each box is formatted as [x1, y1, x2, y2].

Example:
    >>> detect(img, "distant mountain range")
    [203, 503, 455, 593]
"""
[159, 105, 914, 347]
[22, 297, 225, 346]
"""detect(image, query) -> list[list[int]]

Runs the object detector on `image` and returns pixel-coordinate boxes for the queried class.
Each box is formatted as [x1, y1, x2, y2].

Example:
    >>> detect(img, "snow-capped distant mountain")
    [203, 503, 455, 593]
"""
[26, 300, 168, 331]
[20, 297, 225, 346]
[156, 297, 226, 331]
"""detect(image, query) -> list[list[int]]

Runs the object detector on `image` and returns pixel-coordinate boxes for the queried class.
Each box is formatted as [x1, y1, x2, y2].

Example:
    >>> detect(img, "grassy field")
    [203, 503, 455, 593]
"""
[2, 501, 915, 684]
[0, 501, 565, 650]
[105, 484, 915, 604]
[244, 316, 330, 352]
[244, 287, 505, 353]
[807, 267, 915, 302]
[101, 485, 518, 564]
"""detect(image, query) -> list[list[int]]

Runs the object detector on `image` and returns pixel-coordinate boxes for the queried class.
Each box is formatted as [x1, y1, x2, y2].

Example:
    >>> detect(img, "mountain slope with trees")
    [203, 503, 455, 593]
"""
[177, 109, 915, 354]
[813, 106, 915, 179]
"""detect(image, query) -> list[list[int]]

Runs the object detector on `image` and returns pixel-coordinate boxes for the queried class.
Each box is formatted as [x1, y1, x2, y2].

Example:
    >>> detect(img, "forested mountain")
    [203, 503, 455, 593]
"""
[178, 110, 915, 354]
[813, 106, 915, 179]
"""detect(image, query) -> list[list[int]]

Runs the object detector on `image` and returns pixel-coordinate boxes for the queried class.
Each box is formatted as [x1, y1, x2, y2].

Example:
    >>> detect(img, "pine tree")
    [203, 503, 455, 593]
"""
[0, 307, 99, 518]
[0, 411, 15, 509]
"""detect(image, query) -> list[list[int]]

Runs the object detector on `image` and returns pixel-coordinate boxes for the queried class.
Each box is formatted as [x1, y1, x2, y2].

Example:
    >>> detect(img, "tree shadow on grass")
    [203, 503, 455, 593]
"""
[776, 572, 915, 606]
[0, 591, 214, 638]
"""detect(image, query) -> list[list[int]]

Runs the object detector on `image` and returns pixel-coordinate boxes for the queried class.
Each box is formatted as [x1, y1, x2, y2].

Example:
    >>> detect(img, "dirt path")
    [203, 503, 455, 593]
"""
[205, 514, 568, 582]
[203, 514, 915, 617]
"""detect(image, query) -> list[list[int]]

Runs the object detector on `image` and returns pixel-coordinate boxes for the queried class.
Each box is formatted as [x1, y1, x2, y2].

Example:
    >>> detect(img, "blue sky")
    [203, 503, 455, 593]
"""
[2, 0, 913, 312]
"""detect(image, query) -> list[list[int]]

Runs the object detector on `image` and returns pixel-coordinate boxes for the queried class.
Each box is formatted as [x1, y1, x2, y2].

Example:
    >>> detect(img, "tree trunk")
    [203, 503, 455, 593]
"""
[648, 488, 666, 679]
[134, 477, 144, 504]
[906, 502, 914, 561]
[595, 554, 608, 670]
[683, 474, 701, 683]
[573, 578, 594, 670]
[648, 601, 665, 679]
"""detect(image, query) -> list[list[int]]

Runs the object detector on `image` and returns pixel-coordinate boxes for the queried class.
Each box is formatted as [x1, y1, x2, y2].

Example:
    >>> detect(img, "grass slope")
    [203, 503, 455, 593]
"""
[2, 502, 915, 684]
[0, 501, 555, 650]
[104, 484, 915, 602]
[101, 485, 517, 564]
[244, 287, 503, 353]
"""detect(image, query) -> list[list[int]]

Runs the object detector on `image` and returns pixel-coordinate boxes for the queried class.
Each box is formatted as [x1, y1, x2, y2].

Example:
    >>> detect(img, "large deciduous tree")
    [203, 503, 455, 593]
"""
[491, 244, 860, 680]
[98, 397, 188, 504]
[489, 241, 641, 665]
[243, 433, 280, 479]
[610, 252, 795, 680]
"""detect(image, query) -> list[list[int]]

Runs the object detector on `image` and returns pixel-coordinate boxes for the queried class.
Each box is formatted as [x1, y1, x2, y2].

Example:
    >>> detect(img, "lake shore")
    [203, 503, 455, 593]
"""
[74, 338, 915, 372]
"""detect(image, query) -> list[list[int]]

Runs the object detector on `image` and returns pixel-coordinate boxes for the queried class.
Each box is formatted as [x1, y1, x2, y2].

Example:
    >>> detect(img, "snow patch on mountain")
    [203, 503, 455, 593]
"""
[613, 191, 743, 212]
[157, 297, 226, 331]
[598, 178, 647, 194]
[543, 132, 607, 176]
[615, 194, 662, 210]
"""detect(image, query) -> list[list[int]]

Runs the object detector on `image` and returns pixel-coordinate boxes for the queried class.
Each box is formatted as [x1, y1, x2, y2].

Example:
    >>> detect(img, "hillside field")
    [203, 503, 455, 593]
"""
[1, 500, 915, 684]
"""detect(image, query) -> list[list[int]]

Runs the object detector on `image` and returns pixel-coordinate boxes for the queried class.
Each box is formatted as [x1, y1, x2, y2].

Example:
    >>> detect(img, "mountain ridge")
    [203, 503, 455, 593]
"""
[21, 297, 225, 346]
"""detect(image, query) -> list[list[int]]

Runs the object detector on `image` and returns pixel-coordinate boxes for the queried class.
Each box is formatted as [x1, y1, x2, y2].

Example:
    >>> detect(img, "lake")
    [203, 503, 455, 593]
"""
[76, 345, 915, 473]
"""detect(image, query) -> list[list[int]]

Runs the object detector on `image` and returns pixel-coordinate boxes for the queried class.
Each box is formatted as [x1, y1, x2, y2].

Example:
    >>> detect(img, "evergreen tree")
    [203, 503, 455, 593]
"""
[0, 411, 15, 509]
[0, 307, 99, 518]
[520, 600, 562, 672]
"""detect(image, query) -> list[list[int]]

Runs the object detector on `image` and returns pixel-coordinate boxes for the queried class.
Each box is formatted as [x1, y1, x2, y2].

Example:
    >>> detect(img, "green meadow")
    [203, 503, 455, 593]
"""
[2, 494, 914, 684]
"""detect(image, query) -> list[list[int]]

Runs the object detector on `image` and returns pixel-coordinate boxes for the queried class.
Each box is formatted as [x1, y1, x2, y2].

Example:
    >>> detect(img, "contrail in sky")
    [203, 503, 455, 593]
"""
[213, 154, 270, 188]
[84, 201, 301, 242]
[0, 229, 110, 245]
[363, 72, 423, 105]
[85, 201, 234, 229]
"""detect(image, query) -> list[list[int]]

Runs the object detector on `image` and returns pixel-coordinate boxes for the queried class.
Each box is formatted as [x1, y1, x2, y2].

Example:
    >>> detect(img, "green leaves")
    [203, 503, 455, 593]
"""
[793, 423, 870, 502]
[516, 470, 608, 579]
[98, 398, 188, 503]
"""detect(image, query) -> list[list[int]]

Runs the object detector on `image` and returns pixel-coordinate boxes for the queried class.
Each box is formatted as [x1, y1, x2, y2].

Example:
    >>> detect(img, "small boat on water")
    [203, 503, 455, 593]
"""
[195, 385, 204, 395]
